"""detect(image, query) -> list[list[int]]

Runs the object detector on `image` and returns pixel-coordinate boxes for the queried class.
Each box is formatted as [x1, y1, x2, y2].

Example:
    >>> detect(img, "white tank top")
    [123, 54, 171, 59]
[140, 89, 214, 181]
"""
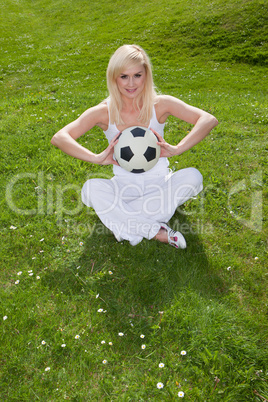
[103, 102, 169, 176]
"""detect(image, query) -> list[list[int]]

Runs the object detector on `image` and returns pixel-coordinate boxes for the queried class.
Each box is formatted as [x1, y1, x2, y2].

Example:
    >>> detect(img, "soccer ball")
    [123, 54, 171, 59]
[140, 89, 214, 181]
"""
[114, 126, 160, 173]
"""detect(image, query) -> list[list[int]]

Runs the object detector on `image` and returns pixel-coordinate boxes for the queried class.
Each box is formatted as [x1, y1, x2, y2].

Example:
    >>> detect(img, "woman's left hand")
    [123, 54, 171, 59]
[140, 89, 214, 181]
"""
[151, 128, 178, 158]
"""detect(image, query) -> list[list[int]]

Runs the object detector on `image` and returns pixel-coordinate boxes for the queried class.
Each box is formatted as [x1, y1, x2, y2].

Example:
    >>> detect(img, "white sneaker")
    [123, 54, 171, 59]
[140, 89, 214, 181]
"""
[161, 223, 186, 249]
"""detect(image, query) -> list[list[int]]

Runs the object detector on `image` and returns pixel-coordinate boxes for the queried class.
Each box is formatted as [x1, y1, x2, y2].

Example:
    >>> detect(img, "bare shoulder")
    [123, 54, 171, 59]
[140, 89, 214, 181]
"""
[79, 102, 109, 130]
[57, 102, 109, 140]
[154, 95, 182, 123]
[155, 94, 217, 125]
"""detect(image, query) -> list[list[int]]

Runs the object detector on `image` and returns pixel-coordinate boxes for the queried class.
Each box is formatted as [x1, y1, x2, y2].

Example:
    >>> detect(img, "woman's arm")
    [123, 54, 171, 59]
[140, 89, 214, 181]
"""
[51, 103, 118, 165]
[154, 95, 218, 157]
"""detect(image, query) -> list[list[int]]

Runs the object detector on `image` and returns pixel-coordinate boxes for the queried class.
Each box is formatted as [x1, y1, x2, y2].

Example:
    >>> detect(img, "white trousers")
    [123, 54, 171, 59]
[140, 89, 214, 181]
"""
[81, 167, 203, 246]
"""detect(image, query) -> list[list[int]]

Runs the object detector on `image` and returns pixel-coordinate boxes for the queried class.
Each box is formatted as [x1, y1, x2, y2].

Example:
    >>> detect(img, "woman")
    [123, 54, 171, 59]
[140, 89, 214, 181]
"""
[51, 44, 218, 248]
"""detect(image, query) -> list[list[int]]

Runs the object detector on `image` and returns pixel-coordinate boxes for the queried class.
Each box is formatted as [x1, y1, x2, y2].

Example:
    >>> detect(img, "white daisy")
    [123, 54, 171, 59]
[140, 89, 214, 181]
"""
[157, 382, 164, 389]
[178, 391, 185, 397]
[159, 363, 165, 368]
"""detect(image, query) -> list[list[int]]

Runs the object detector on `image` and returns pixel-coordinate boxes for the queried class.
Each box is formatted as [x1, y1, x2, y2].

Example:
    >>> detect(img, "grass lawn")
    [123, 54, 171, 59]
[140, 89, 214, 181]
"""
[0, 0, 267, 400]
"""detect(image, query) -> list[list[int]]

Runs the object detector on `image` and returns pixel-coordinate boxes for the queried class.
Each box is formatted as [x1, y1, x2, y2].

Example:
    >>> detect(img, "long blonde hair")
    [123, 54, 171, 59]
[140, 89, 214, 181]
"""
[106, 44, 157, 126]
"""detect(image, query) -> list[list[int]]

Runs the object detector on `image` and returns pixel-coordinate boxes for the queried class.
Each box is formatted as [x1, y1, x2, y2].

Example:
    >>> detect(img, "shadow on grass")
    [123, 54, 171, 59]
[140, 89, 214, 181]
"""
[45, 211, 226, 331]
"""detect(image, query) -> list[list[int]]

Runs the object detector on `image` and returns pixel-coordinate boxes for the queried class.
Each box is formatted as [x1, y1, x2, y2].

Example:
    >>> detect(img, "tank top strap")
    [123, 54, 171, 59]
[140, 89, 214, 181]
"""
[103, 100, 119, 143]
[150, 104, 165, 137]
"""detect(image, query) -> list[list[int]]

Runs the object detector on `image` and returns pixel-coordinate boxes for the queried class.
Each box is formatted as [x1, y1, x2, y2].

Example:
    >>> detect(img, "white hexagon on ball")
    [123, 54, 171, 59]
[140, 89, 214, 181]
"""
[114, 126, 160, 173]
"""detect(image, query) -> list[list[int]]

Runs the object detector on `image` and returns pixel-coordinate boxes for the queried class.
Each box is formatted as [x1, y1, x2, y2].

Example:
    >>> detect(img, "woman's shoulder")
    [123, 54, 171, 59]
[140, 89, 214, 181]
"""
[155, 94, 180, 106]
[82, 102, 109, 130]
[154, 95, 179, 122]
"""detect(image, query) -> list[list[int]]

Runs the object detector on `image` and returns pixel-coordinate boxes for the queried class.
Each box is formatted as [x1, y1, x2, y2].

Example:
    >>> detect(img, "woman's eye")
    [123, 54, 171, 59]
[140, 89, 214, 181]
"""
[135, 74, 141, 78]
[120, 75, 127, 79]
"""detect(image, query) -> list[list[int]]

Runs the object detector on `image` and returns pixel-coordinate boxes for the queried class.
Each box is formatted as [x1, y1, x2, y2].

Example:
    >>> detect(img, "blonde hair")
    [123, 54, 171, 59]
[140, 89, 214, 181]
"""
[106, 44, 157, 126]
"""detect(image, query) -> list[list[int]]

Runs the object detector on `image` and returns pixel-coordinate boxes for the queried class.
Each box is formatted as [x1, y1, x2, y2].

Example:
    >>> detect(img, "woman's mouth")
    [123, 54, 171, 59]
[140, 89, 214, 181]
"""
[126, 89, 137, 93]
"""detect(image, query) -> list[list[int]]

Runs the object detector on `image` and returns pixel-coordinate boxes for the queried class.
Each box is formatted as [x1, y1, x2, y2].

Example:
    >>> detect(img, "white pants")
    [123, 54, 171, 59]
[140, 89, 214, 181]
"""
[81, 167, 203, 246]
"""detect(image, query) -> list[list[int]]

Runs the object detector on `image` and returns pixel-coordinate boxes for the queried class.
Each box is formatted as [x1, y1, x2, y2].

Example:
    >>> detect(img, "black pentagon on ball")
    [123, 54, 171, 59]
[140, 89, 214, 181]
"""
[144, 146, 156, 162]
[131, 168, 145, 173]
[130, 127, 146, 137]
[120, 146, 134, 162]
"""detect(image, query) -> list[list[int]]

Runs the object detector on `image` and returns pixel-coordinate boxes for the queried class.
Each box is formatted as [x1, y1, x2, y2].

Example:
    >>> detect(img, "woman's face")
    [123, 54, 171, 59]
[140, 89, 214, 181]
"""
[116, 63, 146, 101]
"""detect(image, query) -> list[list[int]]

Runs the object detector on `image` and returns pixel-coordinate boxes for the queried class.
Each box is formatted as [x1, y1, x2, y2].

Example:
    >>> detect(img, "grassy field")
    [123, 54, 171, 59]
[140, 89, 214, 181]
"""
[1, 0, 267, 400]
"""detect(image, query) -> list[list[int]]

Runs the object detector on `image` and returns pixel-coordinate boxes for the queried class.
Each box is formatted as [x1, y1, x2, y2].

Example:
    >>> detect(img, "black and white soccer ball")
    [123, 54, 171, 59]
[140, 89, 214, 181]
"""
[114, 126, 160, 173]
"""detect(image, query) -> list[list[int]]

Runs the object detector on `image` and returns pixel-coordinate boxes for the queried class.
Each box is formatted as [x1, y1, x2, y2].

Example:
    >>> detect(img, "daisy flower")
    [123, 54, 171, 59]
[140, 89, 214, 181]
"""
[102, 360, 107, 364]
[75, 335, 80, 339]
[97, 308, 103, 313]
[178, 391, 185, 397]
[101, 340, 106, 344]
[109, 342, 113, 346]
[157, 382, 164, 389]
[41, 340, 46, 345]
[61, 344, 66, 348]
[181, 350, 187, 356]
[118, 332, 124, 337]
[15, 280, 20, 285]
[140, 334, 145, 339]
[45, 367, 50, 372]
[17, 271, 22, 275]
[159, 363, 165, 368]
[3, 316, 7, 321]
[108, 271, 113, 275]
[141, 344, 146, 350]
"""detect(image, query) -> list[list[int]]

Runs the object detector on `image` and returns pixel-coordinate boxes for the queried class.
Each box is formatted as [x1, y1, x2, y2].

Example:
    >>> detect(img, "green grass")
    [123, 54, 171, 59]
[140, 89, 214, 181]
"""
[1, 0, 267, 400]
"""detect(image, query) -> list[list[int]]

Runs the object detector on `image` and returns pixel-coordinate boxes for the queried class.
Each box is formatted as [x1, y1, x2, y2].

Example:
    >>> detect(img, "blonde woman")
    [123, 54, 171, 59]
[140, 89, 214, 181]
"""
[51, 44, 218, 248]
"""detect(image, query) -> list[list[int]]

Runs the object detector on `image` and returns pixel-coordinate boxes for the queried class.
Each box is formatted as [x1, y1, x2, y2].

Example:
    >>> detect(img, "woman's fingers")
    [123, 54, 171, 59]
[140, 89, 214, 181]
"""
[150, 128, 164, 143]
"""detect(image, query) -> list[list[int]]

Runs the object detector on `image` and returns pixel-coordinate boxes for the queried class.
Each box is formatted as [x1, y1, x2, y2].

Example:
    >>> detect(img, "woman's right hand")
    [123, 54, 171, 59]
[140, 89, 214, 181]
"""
[94, 133, 120, 166]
